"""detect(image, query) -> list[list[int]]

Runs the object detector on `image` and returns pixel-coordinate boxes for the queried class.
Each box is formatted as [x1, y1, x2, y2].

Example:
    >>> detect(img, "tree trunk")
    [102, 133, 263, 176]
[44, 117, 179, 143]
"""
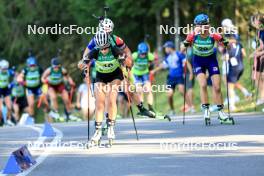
[174, 0, 180, 50]
[155, 9, 163, 58]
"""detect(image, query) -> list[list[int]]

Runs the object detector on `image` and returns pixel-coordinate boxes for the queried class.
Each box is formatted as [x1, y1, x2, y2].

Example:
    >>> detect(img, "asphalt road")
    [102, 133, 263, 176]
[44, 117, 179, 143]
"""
[0, 113, 264, 176]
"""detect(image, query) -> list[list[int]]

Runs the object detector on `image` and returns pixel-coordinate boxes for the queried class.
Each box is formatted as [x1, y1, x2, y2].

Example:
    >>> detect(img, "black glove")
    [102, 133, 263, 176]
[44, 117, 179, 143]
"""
[183, 40, 190, 47]
[82, 55, 90, 64]
[223, 39, 229, 47]
[118, 54, 126, 64]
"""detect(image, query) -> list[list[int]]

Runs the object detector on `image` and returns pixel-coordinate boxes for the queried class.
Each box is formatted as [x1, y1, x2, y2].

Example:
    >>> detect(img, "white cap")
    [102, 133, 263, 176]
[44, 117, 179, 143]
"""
[221, 18, 234, 28]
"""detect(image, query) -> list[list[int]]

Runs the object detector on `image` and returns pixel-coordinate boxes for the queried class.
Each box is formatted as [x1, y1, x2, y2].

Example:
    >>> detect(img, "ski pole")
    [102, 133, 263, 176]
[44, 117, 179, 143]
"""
[183, 61, 187, 125]
[84, 62, 92, 141]
[255, 59, 263, 111]
[224, 51, 231, 117]
[121, 66, 139, 140]
[149, 71, 157, 109]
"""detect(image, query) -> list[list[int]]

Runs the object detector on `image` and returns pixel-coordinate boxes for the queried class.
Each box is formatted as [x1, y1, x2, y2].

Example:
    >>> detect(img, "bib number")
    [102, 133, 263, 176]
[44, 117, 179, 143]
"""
[230, 57, 238, 66]
[104, 63, 114, 68]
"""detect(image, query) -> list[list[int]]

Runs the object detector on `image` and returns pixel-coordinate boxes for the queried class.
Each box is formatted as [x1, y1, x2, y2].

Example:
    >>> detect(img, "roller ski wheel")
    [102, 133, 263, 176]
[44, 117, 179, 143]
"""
[88, 126, 102, 148]
[205, 118, 211, 126]
[107, 139, 114, 147]
[107, 120, 115, 147]
[219, 117, 235, 125]
[87, 139, 101, 149]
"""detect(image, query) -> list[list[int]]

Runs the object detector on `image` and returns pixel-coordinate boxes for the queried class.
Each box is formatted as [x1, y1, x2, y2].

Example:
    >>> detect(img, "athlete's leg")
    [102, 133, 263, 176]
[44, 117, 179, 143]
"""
[196, 73, 209, 104]
[4, 95, 13, 120]
[48, 87, 58, 111]
[228, 83, 236, 110]
[26, 93, 35, 117]
[144, 81, 154, 109]
[90, 82, 106, 143]
[61, 89, 71, 113]
[94, 82, 106, 123]
[135, 84, 144, 102]
[85, 86, 95, 120]
[107, 79, 121, 121]
[211, 74, 223, 105]
[178, 84, 184, 95]
[13, 102, 20, 121]
[187, 88, 194, 106]
[234, 82, 251, 97]
[167, 88, 174, 111]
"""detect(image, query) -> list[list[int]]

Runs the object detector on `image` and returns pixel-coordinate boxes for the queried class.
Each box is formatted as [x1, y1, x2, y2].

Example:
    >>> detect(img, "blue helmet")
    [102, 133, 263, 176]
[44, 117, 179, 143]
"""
[137, 42, 149, 54]
[51, 57, 60, 66]
[163, 41, 175, 49]
[194, 14, 209, 25]
[26, 57, 37, 66]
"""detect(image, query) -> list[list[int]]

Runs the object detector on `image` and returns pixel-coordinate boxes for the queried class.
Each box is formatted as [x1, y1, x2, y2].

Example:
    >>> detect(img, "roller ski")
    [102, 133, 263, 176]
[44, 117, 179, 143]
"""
[155, 112, 172, 122]
[107, 120, 115, 147]
[137, 106, 155, 118]
[202, 104, 211, 126]
[218, 108, 235, 125]
[88, 122, 102, 148]
[148, 106, 171, 121]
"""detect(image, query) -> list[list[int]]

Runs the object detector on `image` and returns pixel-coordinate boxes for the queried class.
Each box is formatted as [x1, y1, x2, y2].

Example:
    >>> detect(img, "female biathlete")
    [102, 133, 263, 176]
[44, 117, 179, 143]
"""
[83, 30, 130, 145]
[251, 14, 264, 106]
[132, 42, 155, 113]
[0, 60, 15, 126]
[41, 58, 75, 122]
[11, 74, 28, 122]
[18, 57, 43, 121]
[184, 14, 234, 125]
[79, 18, 154, 119]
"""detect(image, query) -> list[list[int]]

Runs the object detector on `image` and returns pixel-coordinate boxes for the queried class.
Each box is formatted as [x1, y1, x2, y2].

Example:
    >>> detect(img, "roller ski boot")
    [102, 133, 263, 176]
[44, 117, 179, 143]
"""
[202, 104, 211, 126]
[137, 106, 155, 118]
[89, 122, 102, 147]
[102, 124, 108, 136]
[102, 113, 109, 136]
[107, 119, 115, 147]
[217, 105, 235, 125]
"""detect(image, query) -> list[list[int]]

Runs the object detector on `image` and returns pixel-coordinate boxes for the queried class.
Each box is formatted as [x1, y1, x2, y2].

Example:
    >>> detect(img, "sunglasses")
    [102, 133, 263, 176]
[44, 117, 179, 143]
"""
[29, 64, 36, 67]
[52, 65, 60, 68]
[100, 46, 110, 51]
[139, 53, 147, 56]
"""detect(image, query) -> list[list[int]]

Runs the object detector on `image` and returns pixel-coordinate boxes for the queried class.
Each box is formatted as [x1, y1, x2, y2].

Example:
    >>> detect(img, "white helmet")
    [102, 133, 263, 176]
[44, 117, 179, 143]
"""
[221, 18, 234, 28]
[94, 30, 110, 49]
[99, 18, 114, 33]
[0, 59, 9, 70]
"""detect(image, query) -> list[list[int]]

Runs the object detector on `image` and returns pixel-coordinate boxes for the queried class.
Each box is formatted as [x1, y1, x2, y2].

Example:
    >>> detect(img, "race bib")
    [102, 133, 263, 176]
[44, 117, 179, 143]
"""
[230, 57, 238, 66]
